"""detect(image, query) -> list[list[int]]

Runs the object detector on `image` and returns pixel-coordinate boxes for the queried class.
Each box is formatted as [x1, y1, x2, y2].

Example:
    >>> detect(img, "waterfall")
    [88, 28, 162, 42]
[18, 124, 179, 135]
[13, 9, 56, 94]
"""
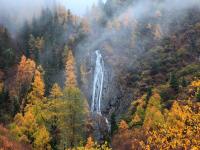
[91, 50, 104, 115]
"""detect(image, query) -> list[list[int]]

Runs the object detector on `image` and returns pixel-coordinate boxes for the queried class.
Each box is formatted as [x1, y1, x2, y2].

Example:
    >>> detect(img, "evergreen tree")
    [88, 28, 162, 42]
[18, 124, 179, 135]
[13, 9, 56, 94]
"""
[111, 113, 118, 135]
[28, 34, 44, 63]
[146, 87, 152, 101]
[181, 77, 188, 87]
[169, 73, 179, 93]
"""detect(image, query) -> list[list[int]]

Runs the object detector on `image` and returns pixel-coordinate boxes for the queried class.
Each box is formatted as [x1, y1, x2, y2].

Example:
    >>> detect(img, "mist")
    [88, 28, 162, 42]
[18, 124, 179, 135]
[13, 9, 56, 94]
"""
[0, 0, 106, 34]
[78, 0, 200, 52]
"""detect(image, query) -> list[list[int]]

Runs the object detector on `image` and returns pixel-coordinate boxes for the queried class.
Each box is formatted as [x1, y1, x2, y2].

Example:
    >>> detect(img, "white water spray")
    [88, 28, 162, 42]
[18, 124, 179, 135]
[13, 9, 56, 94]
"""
[91, 50, 104, 115]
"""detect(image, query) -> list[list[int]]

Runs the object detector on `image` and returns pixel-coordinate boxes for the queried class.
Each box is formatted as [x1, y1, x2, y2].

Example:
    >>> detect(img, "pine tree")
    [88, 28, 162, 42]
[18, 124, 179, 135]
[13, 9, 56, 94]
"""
[28, 34, 44, 63]
[146, 87, 152, 101]
[111, 113, 118, 135]
[181, 77, 187, 87]
[169, 73, 179, 93]
[65, 50, 77, 88]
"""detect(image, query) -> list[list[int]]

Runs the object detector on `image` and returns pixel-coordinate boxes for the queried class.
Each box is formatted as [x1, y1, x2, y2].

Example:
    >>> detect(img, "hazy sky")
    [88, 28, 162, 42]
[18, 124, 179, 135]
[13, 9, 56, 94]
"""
[60, 0, 107, 15]
[0, 0, 107, 17]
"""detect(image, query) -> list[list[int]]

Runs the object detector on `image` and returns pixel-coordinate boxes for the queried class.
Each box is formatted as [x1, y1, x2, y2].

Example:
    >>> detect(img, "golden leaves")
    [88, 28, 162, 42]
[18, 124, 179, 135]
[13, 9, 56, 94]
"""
[65, 50, 77, 88]
[85, 137, 95, 149]
[119, 120, 129, 130]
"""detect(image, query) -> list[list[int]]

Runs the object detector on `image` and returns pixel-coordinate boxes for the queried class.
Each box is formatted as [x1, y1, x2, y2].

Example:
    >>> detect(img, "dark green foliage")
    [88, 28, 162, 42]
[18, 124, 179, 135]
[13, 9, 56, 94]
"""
[169, 73, 179, 93]
[49, 116, 61, 150]
[159, 86, 176, 101]
[0, 90, 12, 124]
[1, 48, 15, 69]
[0, 26, 16, 69]
[196, 90, 200, 102]
[11, 96, 20, 117]
[111, 113, 118, 136]
[181, 77, 188, 87]
[146, 87, 152, 101]
[18, 7, 87, 93]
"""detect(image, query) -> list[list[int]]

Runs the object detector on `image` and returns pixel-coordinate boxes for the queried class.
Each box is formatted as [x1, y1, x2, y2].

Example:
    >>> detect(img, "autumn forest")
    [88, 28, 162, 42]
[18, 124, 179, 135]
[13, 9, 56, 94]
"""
[0, 0, 200, 150]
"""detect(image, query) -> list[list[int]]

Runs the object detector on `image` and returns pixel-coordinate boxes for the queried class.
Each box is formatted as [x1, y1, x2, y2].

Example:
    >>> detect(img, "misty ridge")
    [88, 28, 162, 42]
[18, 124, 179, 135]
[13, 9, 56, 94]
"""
[0, 0, 200, 35]
[76, 0, 200, 68]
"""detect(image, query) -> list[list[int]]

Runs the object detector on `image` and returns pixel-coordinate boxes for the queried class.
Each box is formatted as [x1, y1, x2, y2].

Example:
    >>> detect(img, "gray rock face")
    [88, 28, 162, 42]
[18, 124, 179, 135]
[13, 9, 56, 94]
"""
[89, 113, 110, 142]
[80, 50, 134, 119]
[80, 50, 134, 140]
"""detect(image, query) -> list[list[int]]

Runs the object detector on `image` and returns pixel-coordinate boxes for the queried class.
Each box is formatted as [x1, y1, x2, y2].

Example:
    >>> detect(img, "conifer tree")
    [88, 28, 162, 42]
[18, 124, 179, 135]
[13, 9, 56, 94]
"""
[169, 73, 179, 93]
[143, 93, 164, 130]
[28, 34, 44, 63]
[111, 113, 118, 135]
[181, 77, 187, 87]
[49, 83, 63, 99]
[27, 69, 45, 105]
[65, 50, 77, 88]
[62, 87, 87, 148]
[62, 49, 88, 148]
[11, 55, 36, 99]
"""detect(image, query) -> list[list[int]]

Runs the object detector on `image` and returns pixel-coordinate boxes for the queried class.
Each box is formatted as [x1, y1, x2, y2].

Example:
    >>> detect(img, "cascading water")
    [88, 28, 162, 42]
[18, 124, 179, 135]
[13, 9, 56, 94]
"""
[91, 50, 104, 115]
[91, 50, 111, 140]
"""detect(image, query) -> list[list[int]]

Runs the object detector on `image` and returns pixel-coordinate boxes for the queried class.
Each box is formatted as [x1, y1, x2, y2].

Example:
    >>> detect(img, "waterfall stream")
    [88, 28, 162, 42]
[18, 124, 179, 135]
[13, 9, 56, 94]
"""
[91, 50, 111, 138]
[91, 50, 104, 115]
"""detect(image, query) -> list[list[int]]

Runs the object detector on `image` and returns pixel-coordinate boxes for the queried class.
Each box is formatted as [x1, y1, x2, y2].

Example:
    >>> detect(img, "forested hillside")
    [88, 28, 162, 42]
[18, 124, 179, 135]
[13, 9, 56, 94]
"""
[0, 0, 199, 150]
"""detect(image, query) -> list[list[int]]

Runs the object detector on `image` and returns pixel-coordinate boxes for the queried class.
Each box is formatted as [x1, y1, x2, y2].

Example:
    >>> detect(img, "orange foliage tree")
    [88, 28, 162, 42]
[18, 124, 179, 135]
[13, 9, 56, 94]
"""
[10, 55, 36, 101]
[65, 50, 77, 88]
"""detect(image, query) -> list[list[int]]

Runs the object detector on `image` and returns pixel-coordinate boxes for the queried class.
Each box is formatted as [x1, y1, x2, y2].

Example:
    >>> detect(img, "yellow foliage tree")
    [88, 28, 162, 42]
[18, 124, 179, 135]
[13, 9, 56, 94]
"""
[11, 111, 38, 144]
[27, 69, 45, 105]
[65, 50, 77, 88]
[12, 111, 51, 150]
[147, 101, 200, 149]
[10, 55, 36, 99]
[131, 95, 146, 126]
[12, 67, 52, 149]
[49, 83, 63, 99]
[190, 79, 200, 101]
[33, 126, 51, 150]
[143, 93, 164, 130]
